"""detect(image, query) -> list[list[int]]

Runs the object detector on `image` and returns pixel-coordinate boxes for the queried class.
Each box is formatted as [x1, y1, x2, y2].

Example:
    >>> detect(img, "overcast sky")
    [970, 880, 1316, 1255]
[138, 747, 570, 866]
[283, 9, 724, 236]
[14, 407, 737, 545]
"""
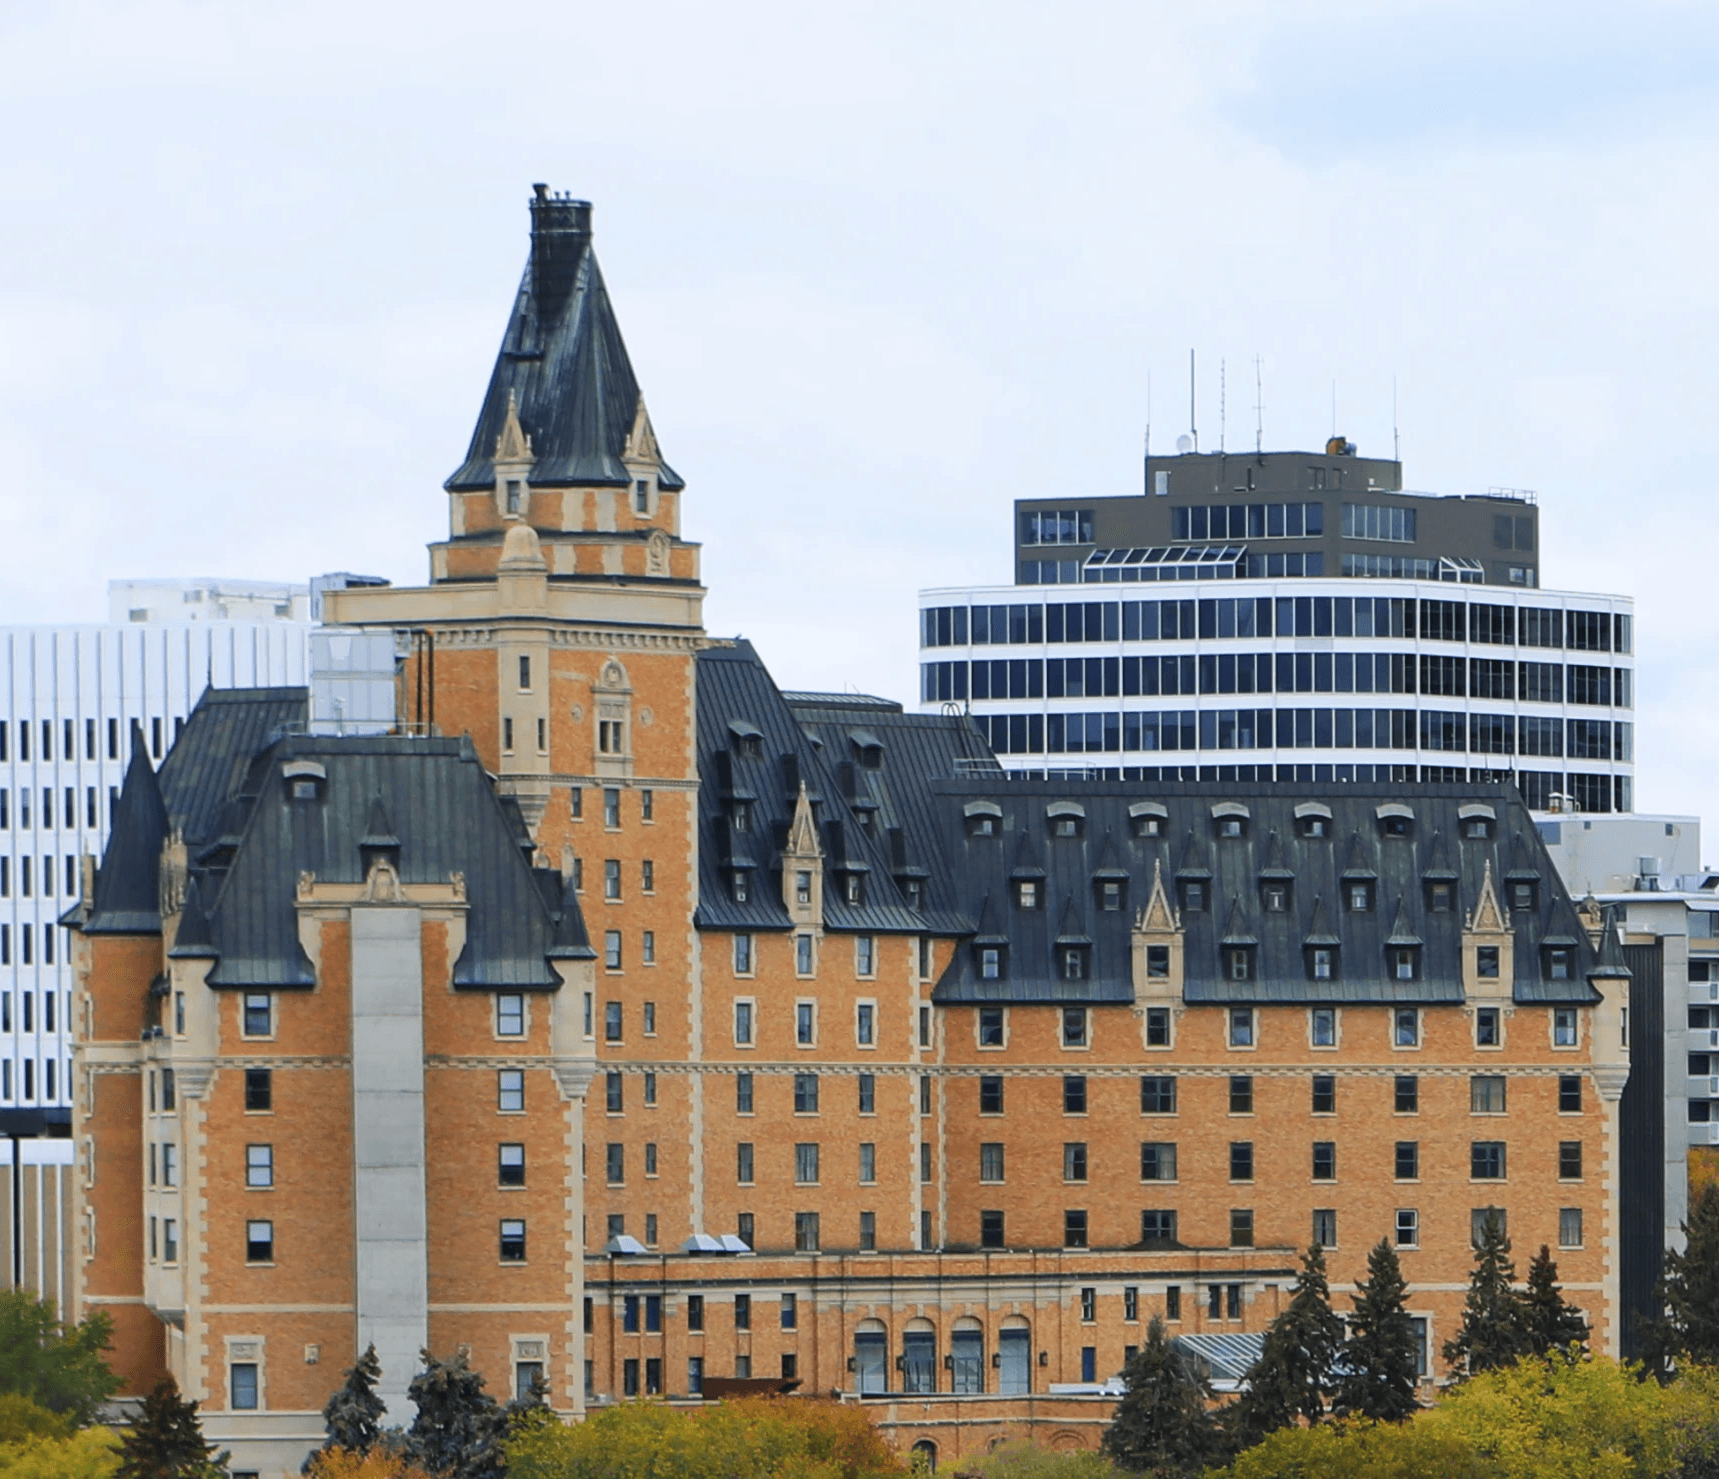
[3, 1, 1716, 843]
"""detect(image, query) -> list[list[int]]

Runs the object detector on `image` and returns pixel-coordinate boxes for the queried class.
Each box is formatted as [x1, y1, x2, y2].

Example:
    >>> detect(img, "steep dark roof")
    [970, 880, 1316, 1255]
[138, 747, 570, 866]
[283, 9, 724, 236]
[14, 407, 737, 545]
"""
[694, 643, 976, 934]
[84, 737, 171, 934]
[76, 688, 591, 990]
[444, 191, 683, 492]
[929, 780, 1602, 1008]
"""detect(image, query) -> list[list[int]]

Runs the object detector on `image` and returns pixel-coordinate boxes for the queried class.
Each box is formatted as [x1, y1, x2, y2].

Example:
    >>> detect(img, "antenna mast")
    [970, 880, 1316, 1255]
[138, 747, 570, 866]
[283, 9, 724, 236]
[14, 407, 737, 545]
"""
[1393, 375, 1400, 462]
[1144, 372, 1152, 489]
[1219, 358, 1226, 453]
[1189, 349, 1198, 453]
[1253, 356, 1263, 453]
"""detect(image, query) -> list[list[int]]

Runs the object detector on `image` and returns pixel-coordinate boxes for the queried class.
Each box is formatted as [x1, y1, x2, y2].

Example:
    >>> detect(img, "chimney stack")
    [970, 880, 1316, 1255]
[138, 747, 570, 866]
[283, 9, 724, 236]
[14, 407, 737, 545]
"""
[528, 185, 592, 312]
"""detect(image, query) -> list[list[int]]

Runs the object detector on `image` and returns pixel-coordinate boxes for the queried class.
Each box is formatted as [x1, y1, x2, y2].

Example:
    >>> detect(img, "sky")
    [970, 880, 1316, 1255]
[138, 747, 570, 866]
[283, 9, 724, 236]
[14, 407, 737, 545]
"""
[2, 0, 1717, 842]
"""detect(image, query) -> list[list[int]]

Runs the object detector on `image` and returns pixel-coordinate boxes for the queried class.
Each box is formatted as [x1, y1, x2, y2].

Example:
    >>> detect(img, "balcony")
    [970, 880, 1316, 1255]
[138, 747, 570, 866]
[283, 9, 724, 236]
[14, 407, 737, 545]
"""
[1689, 1121, 1719, 1148]
[1687, 1076, 1719, 1101]
[1692, 981, 1719, 1007]
[1691, 1027, 1719, 1055]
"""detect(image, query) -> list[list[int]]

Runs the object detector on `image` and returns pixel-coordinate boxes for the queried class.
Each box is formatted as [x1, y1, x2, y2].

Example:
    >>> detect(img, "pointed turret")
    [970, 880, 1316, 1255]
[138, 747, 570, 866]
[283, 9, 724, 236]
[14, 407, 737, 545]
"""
[782, 781, 824, 926]
[1257, 830, 1294, 881]
[548, 872, 597, 961]
[85, 736, 170, 934]
[167, 873, 218, 959]
[1138, 859, 1178, 934]
[1385, 894, 1423, 947]
[1054, 894, 1092, 946]
[1221, 895, 1257, 946]
[1303, 895, 1340, 947]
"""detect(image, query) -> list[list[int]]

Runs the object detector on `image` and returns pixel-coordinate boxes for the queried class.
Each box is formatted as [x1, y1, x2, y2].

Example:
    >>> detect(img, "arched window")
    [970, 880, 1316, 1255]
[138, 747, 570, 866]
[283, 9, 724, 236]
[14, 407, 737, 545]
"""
[910, 1440, 937, 1472]
[902, 1319, 937, 1394]
[951, 1319, 984, 1394]
[998, 1318, 1031, 1395]
[853, 1320, 887, 1396]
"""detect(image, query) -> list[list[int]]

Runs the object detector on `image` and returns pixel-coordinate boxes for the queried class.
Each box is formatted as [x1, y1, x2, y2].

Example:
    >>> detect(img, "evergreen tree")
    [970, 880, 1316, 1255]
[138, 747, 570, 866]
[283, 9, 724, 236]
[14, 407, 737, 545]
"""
[1443, 1212, 1530, 1376]
[1226, 1244, 1345, 1449]
[313, 1344, 388, 1462]
[1642, 1180, 1719, 1378]
[1522, 1245, 1589, 1358]
[117, 1376, 227, 1479]
[1101, 1315, 1217, 1478]
[0, 1289, 122, 1427]
[1333, 1238, 1420, 1423]
[403, 1349, 503, 1479]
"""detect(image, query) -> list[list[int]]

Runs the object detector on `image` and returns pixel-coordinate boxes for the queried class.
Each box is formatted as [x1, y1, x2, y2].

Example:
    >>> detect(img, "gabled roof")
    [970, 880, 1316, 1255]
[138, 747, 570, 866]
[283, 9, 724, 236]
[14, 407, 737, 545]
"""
[444, 191, 683, 492]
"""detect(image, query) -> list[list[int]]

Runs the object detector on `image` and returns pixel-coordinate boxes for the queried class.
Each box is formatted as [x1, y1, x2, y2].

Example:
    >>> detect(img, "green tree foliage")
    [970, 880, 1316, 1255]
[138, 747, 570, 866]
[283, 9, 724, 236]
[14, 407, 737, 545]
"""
[403, 1350, 503, 1479]
[1642, 1181, 1719, 1377]
[315, 1345, 389, 1462]
[1100, 1315, 1217, 1478]
[1521, 1246, 1589, 1359]
[1226, 1244, 1346, 1449]
[504, 1395, 905, 1479]
[1333, 1239, 1420, 1423]
[952, 1440, 1121, 1478]
[1216, 1417, 1487, 1479]
[0, 1399, 72, 1446]
[115, 1378, 224, 1479]
[1443, 1213, 1530, 1376]
[0, 1293, 121, 1428]
[303, 1445, 431, 1479]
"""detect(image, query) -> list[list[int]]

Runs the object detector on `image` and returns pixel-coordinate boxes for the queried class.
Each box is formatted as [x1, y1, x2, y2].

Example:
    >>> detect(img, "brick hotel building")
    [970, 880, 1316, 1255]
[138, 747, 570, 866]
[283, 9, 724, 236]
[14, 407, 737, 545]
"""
[69, 189, 1641, 1472]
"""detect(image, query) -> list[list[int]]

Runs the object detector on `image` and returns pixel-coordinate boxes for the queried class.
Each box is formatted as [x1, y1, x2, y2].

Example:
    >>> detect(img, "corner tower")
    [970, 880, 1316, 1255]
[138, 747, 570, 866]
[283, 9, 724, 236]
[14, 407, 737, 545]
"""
[324, 188, 707, 848]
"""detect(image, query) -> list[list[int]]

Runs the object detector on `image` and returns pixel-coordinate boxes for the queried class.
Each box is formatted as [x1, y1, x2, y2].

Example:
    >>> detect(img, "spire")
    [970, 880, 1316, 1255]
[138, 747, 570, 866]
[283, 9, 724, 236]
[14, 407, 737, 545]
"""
[785, 781, 821, 859]
[1221, 895, 1257, 946]
[168, 874, 218, 959]
[621, 394, 660, 465]
[360, 794, 400, 849]
[1339, 829, 1377, 880]
[1054, 893, 1092, 945]
[1421, 829, 1459, 881]
[1469, 859, 1507, 934]
[1303, 894, 1340, 946]
[548, 872, 596, 960]
[445, 189, 684, 493]
[1137, 858, 1178, 933]
[494, 388, 533, 464]
[1257, 829, 1294, 880]
[1385, 894, 1423, 947]
[84, 740, 170, 934]
[1173, 827, 1211, 880]
[1589, 903, 1632, 981]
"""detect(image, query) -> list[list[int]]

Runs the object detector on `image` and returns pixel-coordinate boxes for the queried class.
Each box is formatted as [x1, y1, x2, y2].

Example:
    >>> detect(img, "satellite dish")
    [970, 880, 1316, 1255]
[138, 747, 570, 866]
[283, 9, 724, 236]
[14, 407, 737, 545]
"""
[1175, 434, 1194, 453]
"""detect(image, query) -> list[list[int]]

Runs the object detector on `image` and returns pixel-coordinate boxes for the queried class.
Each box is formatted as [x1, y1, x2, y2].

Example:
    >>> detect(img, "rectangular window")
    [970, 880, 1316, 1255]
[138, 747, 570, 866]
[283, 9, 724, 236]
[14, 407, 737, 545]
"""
[1230, 1142, 1254, 1180]
[603, 789, 621, 827]
[605, 1073, 623, 1113]
[1311, 1074, 1336, 1114]
[242, 993, 272, 1037]
[1228, 1008, 1254, 1047]
[1229, 1075, 1253, 1114]
[245, 1145, 273, 1188]
[1559, 1141, 1583, 1179]
[496, 995, 525, 1037]
[604, 932, 622, 971]
[245, 1220, 272, 1263]
[780, 1293, 798, 1330]
[859, 1142, 877, 1183]
[979, 1006, 1006, 1047]
[733, 999, 754, 1046]
[1471, 1075, 1507, 1114]
[230, 1363, 259, 1411]
[1394, 1009, 1419, 1047]
[498, 1070, 524, 1113]
[1146, 1004, 1171, 1044]
[1476, 1006, 1501, 1046]
[855, 936, 875, 977]
[736, 1143, 755, 1183]
[604, 859, 621, 899]
[500, 1219, 526, 1261]
[1063, 1075, 1087, 1113]
[795, 1213, 820, 1252]
[735, 1072, 754, 1113]
[499, 1143, 525, 1186]
[1554, 1008, 1578, 1046]
[1063, 1210, 1088, 1247]
[858, 1073, 875, 1114]
[1141, 1209, 1177, 1246]
[606, 1144, 625, 1183]
[1140, 1142, 1177, 1181]
[794, 1073, 819, 1114]
[734, 1295, 751, 1330]
[1559, 1207, 1584, 1248]
[1559, 1075, 1582, 1113]
[1061, 1007, 1088, 1048]
[795, 1143, 820, 1184]
[860, 1211, 878, 1251]
[1064, 1142, 1089, 1182]
[1471, 1141, 1506, 1179]
[1312, 1141, 1336, 1180]
[1230, 1209, 1254, 1247]
[1141, 1075, 1176, 1113]
[796, 1001, 816, 1045]
[733, 934, 753, 974]
[1312, 1208, 1337, 1248]
[795, 935, 813, 974]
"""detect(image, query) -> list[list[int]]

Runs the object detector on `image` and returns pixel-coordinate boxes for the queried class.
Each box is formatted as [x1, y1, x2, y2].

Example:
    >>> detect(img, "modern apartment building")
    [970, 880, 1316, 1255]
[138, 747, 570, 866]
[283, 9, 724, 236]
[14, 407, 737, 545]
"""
[70, 189, 1648, 1470]
[919, 452, 1635, 812]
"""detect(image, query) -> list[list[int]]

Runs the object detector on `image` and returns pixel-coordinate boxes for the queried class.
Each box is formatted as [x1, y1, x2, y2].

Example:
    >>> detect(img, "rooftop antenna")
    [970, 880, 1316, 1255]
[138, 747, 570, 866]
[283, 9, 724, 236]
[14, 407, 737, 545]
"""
[1143, 372, 1151, 489]
[1330, 379, 1337, 440]
[1189, 349, 1198, 453]
[1254, 355, 1263, 453]
[1219, 358, 1226, 453]
[1392, 375, 1400, 462]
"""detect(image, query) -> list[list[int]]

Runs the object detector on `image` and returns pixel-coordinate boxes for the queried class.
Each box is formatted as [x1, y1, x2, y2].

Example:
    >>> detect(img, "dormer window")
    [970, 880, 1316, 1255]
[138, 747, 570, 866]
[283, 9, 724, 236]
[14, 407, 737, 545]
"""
[1048, 803, 1085, 839]
[729, 721, 764, 761]
[1465, 818, 1491, 839]
[1308, 947, 1335, 981]
[1262, 883, 1289, 913]
[633, 479, 650, 516]
[1098, 879, 1125, 912]
[1220, 818, 1243, 839]
[505, 479, 523, 515]
[1295, 803, 1333, 839]
[731, 802, 752, 834]
[978, 945, 1005, 980]
[1226, 948, 1253, 981]
[1213, 803, 1250, 839]
[1129, 802, 1168, 838]
[1546, 947, 1571, 981]
[843, 874, 866, 908]
[1377, 803, 1415, 838]
[731, 870, 750, 904]
[1476, 946, 1500, 978]
[971, 815, 996, 838]
[1429, 882, 1454, 912]
[1346, 882, 1372, 912]
[1392, 947, 1418, 981]
[1016, 880, 1040, 910]
[292, 780, 317, 801]
[1146, 946, 1170, 977]
[283, 760, 326, 802]
[795, 871, 812, 906]
[850, 730, 885, 770]
[1510, 881, 1537, 911]
[1459, 804, 1496, 840]
[1180, 881, 1206, 913]
[1060, 947, 1088, 981]
[1303, 817, 1327, 838]
[902, 878, 923, 907]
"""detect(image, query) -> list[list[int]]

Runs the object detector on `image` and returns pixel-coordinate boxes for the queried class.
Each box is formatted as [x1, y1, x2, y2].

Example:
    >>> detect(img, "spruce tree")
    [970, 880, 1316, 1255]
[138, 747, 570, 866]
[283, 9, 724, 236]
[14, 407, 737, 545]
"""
[1443, 1211, 1530, 1375]
[117, 1376, 226, 1479]
[1226, 1244, 1345, 1449]
[1333, 1238, 1420, 1422]
[403, 1348, 504, 1479]
[1101, 1316, 1217, 1478]
[315, 1344, 388, 1460]
[1522, 1245, 1589, 1358]
[1642, 1180, 1719, 1378]
[0, 1290, 122, 1426]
